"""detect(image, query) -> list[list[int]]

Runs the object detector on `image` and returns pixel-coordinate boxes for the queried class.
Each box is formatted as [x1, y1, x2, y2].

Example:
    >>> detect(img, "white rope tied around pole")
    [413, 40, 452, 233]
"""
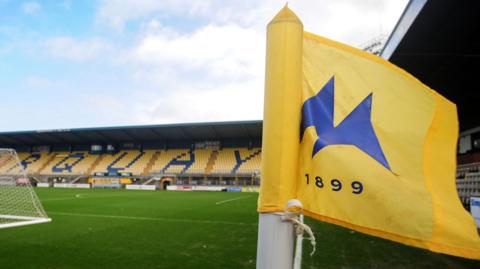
[275, 199, 316, 256]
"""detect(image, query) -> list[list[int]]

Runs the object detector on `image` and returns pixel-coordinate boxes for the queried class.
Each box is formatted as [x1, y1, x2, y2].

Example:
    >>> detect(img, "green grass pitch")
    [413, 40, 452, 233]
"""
[0, 188, 479, 269]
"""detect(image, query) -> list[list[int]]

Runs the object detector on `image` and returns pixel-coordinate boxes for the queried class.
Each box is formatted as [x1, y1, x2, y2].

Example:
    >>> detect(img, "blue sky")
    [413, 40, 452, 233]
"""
[0, 0, 407, 132]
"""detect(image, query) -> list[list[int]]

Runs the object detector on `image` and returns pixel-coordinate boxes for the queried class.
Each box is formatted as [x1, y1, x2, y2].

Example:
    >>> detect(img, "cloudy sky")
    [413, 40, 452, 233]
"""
[0, 0, 408, 132]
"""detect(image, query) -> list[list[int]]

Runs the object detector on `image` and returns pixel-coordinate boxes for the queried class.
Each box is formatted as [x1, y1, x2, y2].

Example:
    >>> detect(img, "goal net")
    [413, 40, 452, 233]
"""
[0, 148, 50, 229]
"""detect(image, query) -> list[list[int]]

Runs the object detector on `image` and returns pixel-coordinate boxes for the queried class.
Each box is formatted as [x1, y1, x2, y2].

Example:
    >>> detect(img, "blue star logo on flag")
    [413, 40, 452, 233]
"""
[300, 76, 391, 170]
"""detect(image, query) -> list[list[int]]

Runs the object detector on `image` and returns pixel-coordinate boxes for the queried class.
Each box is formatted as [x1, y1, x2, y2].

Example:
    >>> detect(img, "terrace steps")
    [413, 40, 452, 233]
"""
[142, 151, 160, 176]
[205, 150, 218, 175]
[87, 154, 104, 176]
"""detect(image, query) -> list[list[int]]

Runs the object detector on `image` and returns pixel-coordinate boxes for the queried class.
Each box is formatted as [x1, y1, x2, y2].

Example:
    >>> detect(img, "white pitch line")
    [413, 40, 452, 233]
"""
[215, 196, 251, 205]
[47, 211, 257, 226]
[41, 197, 81, 202]
[41, 194, 124, 202]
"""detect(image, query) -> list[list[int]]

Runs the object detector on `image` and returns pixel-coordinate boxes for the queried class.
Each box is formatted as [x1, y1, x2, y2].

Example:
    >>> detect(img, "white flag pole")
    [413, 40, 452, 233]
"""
[256, 5, 304, 269]
[257, 199, 316, 269]
[256, 213, 295, 269]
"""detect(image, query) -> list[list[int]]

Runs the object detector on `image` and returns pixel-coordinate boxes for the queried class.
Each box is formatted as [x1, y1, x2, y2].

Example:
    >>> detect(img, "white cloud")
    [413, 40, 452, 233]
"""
[96, 0, 217, 31]
[133, 78, 263, 124]
[119, 1, 408, 124]
[25, 76, 53, 89]
[96, 0, 407, 46]
[20, 0, 408, 128]
[133, 24, 264, 80]
[1, 0, 412, 131]
[119, 22, 266, 124]
[43, 36, 112, 61]
[22, 1, 41, 14]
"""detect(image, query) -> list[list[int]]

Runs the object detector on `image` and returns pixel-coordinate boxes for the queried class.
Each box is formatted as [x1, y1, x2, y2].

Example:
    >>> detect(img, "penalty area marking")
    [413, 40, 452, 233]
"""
[215, 196, 251, 205]
[47, 211, 257, 226]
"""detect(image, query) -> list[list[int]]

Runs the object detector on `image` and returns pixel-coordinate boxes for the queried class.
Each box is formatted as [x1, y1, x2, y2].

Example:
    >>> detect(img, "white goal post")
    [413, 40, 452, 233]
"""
[0, 148, 51, 229]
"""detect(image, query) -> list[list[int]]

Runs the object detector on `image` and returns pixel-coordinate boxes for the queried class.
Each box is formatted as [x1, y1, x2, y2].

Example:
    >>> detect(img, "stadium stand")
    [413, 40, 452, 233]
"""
[184, 149, 212, 175]
[0, 152, 51, 175]
[19, 152, 54, 174]
[456, 162, 480, 207]
[456, 128, 480, 209]
[91, 150, 153, 175]
[150, 149, 191, 174]
[234, 148, 262, 174]
[0, 153, 17, 173]
[41, 151, 99, 175]
[0, 121, 261, 188]
[209, 148, 261, 175]
[121, 150, 155, 175]
[210, 149, 236, 174]
[1, 148, 261, 179]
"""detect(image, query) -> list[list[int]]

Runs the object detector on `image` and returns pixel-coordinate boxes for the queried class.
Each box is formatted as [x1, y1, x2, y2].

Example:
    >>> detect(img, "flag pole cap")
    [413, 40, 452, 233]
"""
[269, 4, 302, 26]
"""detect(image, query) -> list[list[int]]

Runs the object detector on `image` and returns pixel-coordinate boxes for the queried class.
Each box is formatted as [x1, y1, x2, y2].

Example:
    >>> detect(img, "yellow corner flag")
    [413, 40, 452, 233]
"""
[259, 6, 480, 259]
